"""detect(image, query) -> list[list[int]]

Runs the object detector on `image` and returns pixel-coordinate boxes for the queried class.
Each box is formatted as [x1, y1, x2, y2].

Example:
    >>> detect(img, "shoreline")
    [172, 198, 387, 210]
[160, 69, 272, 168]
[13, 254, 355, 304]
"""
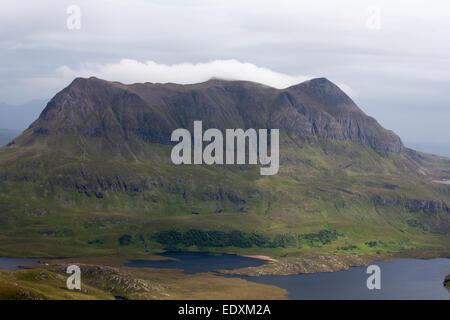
[222, 248, 450, 276]
[240, 255, 279, 263]
[2, 247, 448, 276]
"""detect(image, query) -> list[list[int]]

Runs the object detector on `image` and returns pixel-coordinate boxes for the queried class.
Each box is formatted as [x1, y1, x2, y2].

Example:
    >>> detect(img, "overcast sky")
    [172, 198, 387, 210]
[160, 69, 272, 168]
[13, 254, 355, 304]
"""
[1, 0, 450, 155]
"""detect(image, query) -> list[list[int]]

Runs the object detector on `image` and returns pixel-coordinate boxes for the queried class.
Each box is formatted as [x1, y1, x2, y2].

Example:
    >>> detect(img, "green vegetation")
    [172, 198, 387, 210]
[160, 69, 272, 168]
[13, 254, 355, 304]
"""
[298, 230, 341, 247]
[338, 245, 359, 251]
[154, 229, 342, 249]
[118, 234, 132, 246]
[156, 229, 262, 249]
[365, 241, 378, 247]
[0, 268, 113, 300]
[406, 219, 428, 232]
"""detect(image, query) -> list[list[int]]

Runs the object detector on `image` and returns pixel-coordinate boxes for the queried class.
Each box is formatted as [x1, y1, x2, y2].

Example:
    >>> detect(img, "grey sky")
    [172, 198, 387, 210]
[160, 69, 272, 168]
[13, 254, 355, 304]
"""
[1, 0, 450, 155]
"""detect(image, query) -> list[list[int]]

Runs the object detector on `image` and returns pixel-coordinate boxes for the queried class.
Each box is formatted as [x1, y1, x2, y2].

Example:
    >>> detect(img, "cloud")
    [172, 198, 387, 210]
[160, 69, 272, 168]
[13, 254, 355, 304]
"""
[48, 59, 354, 97]
[55, 59, 312, 89]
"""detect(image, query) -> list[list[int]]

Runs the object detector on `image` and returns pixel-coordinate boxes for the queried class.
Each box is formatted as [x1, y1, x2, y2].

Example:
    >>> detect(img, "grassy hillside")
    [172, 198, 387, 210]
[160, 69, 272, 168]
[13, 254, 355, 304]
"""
[0, 132, 448, 258]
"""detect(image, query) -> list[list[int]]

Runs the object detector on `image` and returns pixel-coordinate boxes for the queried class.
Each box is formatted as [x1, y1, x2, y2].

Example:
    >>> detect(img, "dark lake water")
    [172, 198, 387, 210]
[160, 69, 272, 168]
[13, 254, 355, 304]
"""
[0, 257, 41, 269]
[124, 251, 267, 274]
[239, 258, 450, 300]
[125, 252, 450, 300]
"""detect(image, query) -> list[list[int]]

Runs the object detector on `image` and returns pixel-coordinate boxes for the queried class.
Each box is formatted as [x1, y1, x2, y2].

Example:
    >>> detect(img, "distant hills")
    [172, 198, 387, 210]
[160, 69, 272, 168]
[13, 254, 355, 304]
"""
[0, 77, 448, 257]
[0, 99, 47, 146]
[0, 128, 20, 147]
[405, 142, 450, 158]
[0, 99, 47, 131]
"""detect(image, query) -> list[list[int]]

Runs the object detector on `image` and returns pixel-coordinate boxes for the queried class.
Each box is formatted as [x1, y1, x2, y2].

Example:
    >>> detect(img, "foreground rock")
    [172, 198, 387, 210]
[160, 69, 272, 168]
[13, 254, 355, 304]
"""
[444, 274, 450, 290]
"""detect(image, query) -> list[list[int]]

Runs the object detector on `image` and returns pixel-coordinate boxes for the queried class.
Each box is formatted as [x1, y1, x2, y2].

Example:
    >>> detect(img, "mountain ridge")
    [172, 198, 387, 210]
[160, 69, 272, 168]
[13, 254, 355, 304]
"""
[17, 76, 404, 155]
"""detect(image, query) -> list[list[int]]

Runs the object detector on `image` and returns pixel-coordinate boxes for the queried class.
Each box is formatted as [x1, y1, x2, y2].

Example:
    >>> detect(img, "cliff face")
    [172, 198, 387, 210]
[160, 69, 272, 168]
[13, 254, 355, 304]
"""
[24, 77, 404, 153]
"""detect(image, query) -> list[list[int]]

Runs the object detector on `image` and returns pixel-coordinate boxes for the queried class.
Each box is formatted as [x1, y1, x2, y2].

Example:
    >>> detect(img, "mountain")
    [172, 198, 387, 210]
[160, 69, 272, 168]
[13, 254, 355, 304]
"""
[0, 77, 448, 257]
[20, 77, 403, 153]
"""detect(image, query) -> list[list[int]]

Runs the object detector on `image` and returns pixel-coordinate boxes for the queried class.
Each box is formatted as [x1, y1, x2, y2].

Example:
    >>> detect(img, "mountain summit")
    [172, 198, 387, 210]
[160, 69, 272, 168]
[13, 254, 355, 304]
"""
[19, 77, 403, 154]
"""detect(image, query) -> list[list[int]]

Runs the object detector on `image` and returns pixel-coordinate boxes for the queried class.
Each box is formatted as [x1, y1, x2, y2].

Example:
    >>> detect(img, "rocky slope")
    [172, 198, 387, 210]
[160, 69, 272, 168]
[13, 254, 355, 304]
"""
[17, 77, 403, 154]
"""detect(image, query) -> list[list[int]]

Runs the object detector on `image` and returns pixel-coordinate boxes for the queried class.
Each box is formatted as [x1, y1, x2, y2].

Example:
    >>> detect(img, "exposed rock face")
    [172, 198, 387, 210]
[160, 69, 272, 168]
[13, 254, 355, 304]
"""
[26, 77, 404, 153]
[373, 196, 450, 214]
[372, 196, 450, 233]
[50, 264, 163, 295]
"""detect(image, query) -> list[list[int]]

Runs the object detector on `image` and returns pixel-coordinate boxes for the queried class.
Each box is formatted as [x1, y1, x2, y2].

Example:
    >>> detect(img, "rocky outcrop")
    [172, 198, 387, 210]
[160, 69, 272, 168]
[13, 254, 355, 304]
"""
[220, 253, 391, 276]
[372, 196, 450, 214]
[50, 263, 164, 296]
